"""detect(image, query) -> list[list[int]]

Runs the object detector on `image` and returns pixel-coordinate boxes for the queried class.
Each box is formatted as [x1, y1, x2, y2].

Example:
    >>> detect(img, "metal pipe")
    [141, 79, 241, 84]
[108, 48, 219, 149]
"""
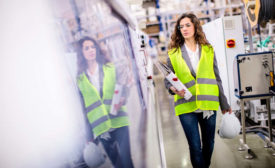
[239, 139, 253, 159]
[69, 0, 82, 37]
[245, 126, 275, 135]
[243, 129, 275, 142]
[241, 99, 247, 144]
[266, 98, 273, 142]
[154, 87, 167, 168]
[247, 18, 254, 53]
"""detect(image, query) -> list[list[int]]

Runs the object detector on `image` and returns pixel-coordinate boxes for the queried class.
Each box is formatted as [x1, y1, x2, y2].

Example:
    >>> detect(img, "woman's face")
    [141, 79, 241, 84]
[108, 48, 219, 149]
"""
[179, 17, 195, 40]
[82, 40, 96, 61]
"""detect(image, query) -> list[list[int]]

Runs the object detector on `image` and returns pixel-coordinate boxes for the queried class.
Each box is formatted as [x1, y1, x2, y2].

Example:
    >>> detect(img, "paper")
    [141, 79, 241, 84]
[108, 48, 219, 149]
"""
[154, 61, 192, 100]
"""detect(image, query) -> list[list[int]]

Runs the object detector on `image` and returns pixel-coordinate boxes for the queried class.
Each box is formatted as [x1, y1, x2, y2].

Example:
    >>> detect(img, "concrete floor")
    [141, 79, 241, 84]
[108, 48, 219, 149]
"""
[155, 76, 275, 168]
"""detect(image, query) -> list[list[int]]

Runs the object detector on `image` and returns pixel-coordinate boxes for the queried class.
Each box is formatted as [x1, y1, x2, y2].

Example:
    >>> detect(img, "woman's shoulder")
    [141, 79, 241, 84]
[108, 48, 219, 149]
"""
[201, 44, 214, 53]
[201, 43, 213, 49]
[77, 72, 87, 82]
[104, 62, 115, 68]
[168, 47, 181, 55]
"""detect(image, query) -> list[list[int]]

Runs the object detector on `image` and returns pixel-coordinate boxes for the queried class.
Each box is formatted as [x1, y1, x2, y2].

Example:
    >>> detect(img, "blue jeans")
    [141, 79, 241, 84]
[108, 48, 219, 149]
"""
[179, 111, 216, 168]
[99, 126, 134, 168]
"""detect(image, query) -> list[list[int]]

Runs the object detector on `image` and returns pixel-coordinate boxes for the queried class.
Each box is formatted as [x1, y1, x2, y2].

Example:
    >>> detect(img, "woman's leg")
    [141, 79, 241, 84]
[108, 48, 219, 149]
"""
[198, 111, 217, 168]
[99, 135, 122, 167]
[112, 126, 134, 168]
[179, 112, 205, 168]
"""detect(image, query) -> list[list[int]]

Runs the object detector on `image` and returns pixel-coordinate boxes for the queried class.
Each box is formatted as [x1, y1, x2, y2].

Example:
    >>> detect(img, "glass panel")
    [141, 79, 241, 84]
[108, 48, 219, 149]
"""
[51, 0, 149, 167]
[0, 0, 162, 167]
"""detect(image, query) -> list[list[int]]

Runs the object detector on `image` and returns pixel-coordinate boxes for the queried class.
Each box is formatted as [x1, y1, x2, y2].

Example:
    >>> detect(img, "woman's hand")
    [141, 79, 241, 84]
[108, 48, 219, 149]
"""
[170, 86, 186, 97]
[222, 108, 232, 114]
[114, 97, 126, 111]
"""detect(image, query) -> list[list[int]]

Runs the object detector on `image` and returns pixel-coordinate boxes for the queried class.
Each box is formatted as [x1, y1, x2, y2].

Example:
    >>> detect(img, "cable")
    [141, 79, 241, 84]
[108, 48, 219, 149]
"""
[258, 0, 275, 24]
[241, 129, 275, 142]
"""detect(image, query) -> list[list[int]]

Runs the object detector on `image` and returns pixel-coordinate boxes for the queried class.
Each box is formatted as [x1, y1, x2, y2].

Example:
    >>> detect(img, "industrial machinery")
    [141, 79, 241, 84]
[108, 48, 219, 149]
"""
[233, 51, 275, 159]
[203, 15, 275, 159]
[203, 15, 245, 111]
[233, 51, 275, 125]
[234, 52, 275, 98]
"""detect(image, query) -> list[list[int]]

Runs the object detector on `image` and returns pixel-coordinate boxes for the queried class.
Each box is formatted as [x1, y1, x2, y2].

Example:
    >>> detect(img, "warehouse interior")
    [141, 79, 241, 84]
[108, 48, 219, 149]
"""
[0, 0, 275, 168]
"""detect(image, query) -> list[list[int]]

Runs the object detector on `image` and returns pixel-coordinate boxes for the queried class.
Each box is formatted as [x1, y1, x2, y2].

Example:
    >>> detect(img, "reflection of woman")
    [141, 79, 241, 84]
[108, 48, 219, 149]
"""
[76, 36, 134, 168]
[165, 13, 231, 168]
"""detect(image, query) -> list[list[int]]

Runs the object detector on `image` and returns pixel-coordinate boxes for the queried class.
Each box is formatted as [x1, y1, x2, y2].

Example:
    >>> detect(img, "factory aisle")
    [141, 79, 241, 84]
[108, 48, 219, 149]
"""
[154, 75, 275, 168]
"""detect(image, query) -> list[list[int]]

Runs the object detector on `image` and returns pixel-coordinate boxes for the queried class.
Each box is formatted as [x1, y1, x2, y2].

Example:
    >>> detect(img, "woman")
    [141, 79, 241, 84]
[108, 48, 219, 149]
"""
[76, 36, 134, 168]
[165, 13, 232, 168]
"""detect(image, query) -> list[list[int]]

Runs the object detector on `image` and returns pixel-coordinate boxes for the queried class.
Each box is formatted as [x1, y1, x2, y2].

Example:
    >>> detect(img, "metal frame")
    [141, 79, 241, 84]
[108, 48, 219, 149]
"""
[238, 96, 275, 159]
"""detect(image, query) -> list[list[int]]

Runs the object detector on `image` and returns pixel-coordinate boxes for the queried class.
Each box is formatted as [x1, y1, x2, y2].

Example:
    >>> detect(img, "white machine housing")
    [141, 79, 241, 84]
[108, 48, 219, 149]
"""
[203, 15, 245, 111]
[233, 52, 274, 98]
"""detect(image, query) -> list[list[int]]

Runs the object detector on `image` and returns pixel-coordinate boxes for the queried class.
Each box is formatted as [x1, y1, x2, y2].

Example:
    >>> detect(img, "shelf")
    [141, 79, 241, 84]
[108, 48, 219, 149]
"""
[212, 3, 243, 10]
[167, 16, 211, 24]
[136, 2, 245, 44]
[146, 21, 160, 26]
[94, 24, 125, 40]
[147, 33, 159, 36]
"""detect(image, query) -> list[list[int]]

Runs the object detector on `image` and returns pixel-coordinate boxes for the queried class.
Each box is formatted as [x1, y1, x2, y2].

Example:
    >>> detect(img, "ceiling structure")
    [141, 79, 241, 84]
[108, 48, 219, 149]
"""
[125, 0, 209, 18]
[125, 0, 242, 19]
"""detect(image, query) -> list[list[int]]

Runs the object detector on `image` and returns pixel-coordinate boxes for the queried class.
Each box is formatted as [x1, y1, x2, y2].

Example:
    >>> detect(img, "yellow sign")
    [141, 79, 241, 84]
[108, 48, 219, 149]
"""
[243, 0, 261, 28]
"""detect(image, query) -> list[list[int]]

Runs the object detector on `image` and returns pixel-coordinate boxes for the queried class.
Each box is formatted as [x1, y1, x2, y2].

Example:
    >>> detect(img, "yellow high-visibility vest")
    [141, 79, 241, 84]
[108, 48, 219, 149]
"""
[77, 63, 129, 137]
[168, 45, 220, 115]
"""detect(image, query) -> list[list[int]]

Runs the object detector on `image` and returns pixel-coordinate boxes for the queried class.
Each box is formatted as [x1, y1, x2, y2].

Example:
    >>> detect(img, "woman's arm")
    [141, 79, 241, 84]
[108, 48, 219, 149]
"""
[164, 57, 176, 95]
[78, 90, 95, 141]
[213, 53, 231, 112]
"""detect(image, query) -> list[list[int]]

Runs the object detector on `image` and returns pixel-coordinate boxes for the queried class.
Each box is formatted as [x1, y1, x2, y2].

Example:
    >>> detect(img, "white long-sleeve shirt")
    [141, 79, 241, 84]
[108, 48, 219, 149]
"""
[86, 64, 100, 92]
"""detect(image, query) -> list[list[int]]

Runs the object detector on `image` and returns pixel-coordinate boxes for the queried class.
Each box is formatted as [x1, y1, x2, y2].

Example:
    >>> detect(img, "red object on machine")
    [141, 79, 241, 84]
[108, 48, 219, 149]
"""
[226, 39, 236, 48]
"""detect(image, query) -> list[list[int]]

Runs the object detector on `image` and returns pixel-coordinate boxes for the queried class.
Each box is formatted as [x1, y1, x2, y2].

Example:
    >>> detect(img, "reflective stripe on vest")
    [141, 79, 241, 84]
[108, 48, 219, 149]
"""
[85, 100, 102, 113]
[109, 111, 128, 119]
[197, 78, 217, 85]
[175, 95, 219, 106]
[168, 45, 220, 115]
[185, 80, 196, 88]
[90, 116, 109, 129]
[77, 64, 129, 137]
[103, 99, 112, 105]
[88, 111, 128, 129]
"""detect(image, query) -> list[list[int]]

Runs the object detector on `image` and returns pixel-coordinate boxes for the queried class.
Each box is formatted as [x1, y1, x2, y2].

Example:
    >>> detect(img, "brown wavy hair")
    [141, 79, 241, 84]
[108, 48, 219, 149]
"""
[76, 36, 110, 74]
[168, 13, 211, 50]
